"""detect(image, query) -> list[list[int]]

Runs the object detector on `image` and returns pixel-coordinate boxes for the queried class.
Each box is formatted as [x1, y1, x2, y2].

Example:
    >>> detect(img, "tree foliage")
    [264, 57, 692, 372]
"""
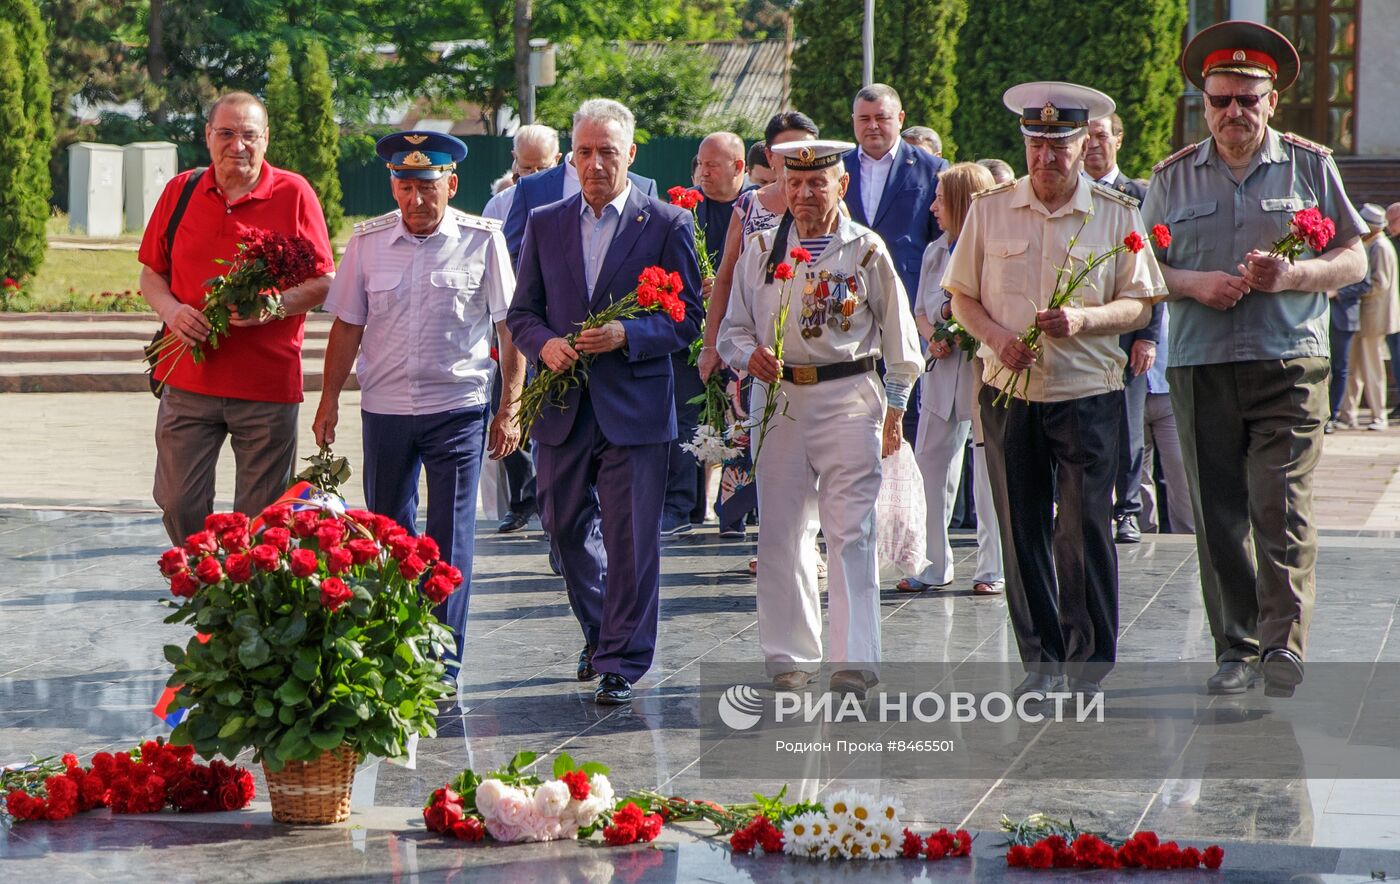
[298, 40, 344, 238]
[791, 0, 966, 157]
[0, 24, 35, 278]
[952, 0, 1186, 177]
[263, 41, 303, 172]
[0, 0, 50, 279]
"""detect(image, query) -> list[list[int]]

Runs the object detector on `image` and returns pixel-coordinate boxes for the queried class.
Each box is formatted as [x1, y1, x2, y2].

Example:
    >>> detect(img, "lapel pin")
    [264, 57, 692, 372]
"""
[635, 213, 644, 222]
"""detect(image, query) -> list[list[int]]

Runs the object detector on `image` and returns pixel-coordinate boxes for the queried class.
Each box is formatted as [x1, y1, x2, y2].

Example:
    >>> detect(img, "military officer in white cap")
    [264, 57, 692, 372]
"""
[718, 139, 922, 698]
[944, 83, 1166, 699]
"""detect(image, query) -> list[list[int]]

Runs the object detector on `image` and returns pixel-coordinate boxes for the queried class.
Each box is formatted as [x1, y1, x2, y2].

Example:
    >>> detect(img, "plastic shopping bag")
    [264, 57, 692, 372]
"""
[876, 440, 928, 579]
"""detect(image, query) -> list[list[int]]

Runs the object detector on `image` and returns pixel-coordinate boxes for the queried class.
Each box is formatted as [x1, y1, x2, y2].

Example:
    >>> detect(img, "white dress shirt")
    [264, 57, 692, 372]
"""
[859, 145, 897, 221]
[562, 153, 581, 200]
[482, 185, 515, 222]
[579, 182, 632, 297]
[326, 208, 514, 415]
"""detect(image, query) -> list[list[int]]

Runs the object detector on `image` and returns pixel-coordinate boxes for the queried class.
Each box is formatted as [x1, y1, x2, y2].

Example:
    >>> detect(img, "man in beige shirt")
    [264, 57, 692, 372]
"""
[944, 82, 1165, 699]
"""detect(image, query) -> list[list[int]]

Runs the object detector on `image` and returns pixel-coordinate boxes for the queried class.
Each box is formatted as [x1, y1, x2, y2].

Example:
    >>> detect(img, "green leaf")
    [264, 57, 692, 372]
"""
[219, 687, 244, 706]
[553, 753, 575, 778]
[217, 716, 245, 739]
[164, 644, 186, 666]
[335, 637, 364, 660]
[292, 655, 319, 682]
[276, 679, 308, 706]
[278, 705, 296, 725]
[580, 761, 610, 776]
[397, 698, 417, 719]
[508, 750, 537, 774]
[308, 728, 345, 751]
[280, 612, 307, 644]
[253, 697, 275, 719]
[238, 634, 271, 668]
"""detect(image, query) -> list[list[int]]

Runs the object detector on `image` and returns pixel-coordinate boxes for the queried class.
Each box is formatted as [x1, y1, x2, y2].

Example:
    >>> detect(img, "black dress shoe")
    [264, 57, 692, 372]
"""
[1066, 677, 1102, 698]
[594, 673, 632, 704]
[1012, 672, 1064, 699]
[497, 509, 533, 533]
[1114, 514, 1141, 544]
[1261, 648, 1304, 698]
[577, 645, 598, 681]
[1205, 661, 1261, 695]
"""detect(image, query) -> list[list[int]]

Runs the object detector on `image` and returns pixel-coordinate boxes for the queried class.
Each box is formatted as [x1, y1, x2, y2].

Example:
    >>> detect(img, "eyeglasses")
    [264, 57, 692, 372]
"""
[1203, 92, 1267, 109]
[211, 128, 266, 143]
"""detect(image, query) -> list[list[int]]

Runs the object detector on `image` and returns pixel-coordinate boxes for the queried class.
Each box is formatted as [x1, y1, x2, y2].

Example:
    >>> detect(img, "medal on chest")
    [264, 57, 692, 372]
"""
[799, 271, 827, 338]
[824, 271, 859, 332]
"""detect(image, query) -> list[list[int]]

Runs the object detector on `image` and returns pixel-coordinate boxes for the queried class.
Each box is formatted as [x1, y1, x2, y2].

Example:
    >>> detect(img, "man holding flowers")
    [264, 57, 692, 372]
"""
[1142, 21, 1367, 697]
[718, 139, 922, 698]
[138, 91, 335, 545]
[944, 82, 1166, 699]
[506, 99, 702, 705]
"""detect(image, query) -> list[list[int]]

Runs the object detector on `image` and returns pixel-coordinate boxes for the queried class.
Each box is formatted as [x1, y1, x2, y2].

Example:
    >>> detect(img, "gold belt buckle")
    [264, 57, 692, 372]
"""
[790, 365, 818, 385]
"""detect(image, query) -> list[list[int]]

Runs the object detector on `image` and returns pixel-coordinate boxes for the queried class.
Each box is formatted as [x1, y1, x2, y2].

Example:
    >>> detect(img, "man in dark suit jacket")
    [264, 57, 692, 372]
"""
[506, 99, 702, 705]
[1084, 113, 1164, 543]
[503, 151, 658, 267]
[843, 84, 947, 441]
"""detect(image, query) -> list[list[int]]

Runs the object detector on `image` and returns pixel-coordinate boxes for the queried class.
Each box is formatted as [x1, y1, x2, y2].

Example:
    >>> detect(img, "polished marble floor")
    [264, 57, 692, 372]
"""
[3, 507, 1400, 881]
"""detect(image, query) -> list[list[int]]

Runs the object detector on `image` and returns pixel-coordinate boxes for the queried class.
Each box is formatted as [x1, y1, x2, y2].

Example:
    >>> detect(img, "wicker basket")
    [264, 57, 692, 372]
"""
[263, 745, 359, 824]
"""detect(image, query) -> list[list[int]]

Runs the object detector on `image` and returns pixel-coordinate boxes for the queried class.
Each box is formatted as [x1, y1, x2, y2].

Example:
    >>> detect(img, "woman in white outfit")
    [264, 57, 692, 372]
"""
[899, 162, 1004, 595]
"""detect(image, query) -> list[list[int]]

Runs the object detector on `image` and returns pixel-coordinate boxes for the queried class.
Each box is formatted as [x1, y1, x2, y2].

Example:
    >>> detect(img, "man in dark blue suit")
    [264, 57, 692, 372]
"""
[503, 141, 658, 267]
[843, 84, 947, 440]
[506, 99, 702, 705]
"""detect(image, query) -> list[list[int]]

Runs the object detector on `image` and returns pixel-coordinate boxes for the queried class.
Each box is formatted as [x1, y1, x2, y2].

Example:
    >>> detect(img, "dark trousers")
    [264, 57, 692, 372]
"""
[1329, 324, 1356, 418]
[490, 364, 536, 515]
[361, 407, 486, 678]
[1169, 358, 1328, 663]
[664, 351, 705, 524]
[1114, 371, 1148, 518]
[536, 395, 669, 683]
[980, 386, 1121, 676]
[1388, 333, 1400, 406]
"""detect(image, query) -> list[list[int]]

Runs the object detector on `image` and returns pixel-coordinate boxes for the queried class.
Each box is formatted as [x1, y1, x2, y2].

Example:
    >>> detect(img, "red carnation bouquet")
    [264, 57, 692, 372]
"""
[514, 265, 688, 446]
[990, 223, 1171, 406]
[1268, 206, 1335, 263]
[145, 227, 321, 391]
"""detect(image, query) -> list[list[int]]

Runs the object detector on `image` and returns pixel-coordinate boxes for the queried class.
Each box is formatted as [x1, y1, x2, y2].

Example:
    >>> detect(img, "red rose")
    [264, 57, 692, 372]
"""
[1151, 223, 1171, 248]
[292, 510, 321, 538]
[1123, 230, 1145, 253]
[225, 553, 253, 583]
[423, 575, 455, 604]
[399, 554, 427, 580]
[559, 769, 589, 801]
[158, 548, 189, 577]
[250, 543, 281, 572]
[423, 798, 464, 833]
[289, 547, 320, 578]
[316, 521, 347, 549]
[415, 535, 440, 561]
[431, 561, 463, 588]
[215, 779, 248, 811]
[184, 531, 218, 556]
[450, 817, 485, 841]
[388, 535, 417, 562]
[1202, 845, 1224, 870]
[326, 546, 354, 575]
[773, 262, 794, 281]
[260, 503, 293, 528]
[262, 527, 291, 552]
[219, 527, 252, 553]
[789, 247, 813, 264]
[603, 821, 638, 846]
[346, 538, 379, 565]
[193, 556, 224, 585]
[170, 570, 200, 598]
[430, 786, 460, 806]
[170, 777, 212, 812]
[319, 577, 353, 612]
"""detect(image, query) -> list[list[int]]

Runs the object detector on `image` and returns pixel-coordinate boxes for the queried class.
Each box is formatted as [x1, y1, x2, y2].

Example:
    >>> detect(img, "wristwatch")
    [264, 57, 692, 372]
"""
[270, 297, 288, 320]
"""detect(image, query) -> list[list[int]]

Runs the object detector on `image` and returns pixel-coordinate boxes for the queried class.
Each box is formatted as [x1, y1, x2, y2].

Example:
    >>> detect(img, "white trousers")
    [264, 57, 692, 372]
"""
[913, 410, 1004, 586]
[755, 372, 884, 676]
[1340, 334, 1389, 424]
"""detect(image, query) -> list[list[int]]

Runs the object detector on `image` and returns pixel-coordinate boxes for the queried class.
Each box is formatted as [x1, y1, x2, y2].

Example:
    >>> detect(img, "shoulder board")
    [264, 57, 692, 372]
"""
[1151, 142, 1200, 174]
[1281, 131, 1332, 157]
[352, 211, 399, 237]
[750, 231, 772, 255]
[859, 242, 880, 268]
[971, 179, 1015, 200]
[449, 208, 502, 232]
[1090, 180, 1140, 209]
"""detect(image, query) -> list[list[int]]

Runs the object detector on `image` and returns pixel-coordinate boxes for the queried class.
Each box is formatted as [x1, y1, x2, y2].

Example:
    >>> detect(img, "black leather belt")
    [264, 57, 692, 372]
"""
[780, 355, 878, 386]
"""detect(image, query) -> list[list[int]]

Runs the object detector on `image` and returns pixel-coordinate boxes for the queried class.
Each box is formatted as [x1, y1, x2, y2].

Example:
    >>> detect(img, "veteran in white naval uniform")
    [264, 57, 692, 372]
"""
[313, 130, 526, 686]
[718, 140, 922, 698]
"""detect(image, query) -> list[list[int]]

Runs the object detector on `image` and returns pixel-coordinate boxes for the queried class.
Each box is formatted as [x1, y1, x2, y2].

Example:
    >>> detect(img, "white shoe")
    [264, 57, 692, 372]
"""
[1367, 419, 1388, 431]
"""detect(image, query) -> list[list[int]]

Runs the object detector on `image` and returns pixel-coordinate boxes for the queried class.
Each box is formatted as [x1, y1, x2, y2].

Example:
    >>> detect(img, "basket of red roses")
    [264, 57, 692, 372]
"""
[157, 501, 462, 824]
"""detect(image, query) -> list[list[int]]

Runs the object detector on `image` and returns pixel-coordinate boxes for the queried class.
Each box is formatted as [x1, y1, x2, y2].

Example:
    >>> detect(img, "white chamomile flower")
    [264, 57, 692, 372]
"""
[782, 811, 824, 853]
[866, 830, 896, 860]
[845, 791, 876, 828]
[823, 789, 858, 822]
[876, 795, 905, 827]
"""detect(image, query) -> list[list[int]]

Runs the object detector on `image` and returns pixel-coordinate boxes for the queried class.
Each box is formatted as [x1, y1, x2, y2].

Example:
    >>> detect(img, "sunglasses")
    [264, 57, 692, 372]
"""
[1204, 92, 1267, 109]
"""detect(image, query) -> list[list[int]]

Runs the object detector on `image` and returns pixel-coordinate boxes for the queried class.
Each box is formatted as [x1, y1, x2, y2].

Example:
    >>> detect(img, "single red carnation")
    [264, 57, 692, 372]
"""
[193, 556, 224, 585]
[1123, 230, 1145, 253]
[951, 828, 973, 857]
[773, 262, 794, 281]
[289, 547, 319, 578]
[1151, 223, 1171, 248]
[790, 247, 813, 264]
[1202, 844, 1224, 870]
[604, 821, 638, 846]
[900, 828, 923, 858]
[5, 789, 44, 820]
[319, 577, 353, 612]
[925, 827, 955, 859]
[1007, 844, 1031, 867]
[612, 802, 644, 828]
[249, 543, 281, 572]
[1028, 841, 1054, 869]
[729, 827, 756, 853]
[559, 769, 589, 801]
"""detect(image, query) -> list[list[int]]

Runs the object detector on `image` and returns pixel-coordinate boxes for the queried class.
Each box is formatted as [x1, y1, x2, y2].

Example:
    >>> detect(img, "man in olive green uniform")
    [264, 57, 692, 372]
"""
[1141, 21, 1366, 698]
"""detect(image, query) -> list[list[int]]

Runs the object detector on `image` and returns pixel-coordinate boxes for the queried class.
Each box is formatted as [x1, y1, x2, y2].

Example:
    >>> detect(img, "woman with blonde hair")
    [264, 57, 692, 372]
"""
[898, 161, 1005, 595]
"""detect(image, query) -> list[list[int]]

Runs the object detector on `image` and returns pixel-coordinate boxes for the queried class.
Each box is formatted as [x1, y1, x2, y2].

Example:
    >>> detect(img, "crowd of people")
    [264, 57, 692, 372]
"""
[139, 20, 1391, 709]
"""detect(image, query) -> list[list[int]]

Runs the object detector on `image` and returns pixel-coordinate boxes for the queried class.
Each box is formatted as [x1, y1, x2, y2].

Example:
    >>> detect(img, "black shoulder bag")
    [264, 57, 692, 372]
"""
[146, 167, 207, 398]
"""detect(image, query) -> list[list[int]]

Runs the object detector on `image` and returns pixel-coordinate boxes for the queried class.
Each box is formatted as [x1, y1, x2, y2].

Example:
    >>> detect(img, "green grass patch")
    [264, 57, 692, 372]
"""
[1, 248, 146, 312]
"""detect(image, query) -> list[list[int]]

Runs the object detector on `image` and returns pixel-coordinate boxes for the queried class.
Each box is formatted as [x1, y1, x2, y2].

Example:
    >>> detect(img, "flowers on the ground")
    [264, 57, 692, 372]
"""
[145, 228, 321, 391]
[990, 223, 1170, 406]
[1268, 206, 1335, 263]
[2, 740, 253, 824]
[515, 265, 689, 447]
[1000, 813, 1223, 871]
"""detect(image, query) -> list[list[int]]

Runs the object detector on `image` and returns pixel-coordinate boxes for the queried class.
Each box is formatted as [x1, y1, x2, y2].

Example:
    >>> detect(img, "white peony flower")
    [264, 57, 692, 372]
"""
[492, 786, 533, 828]
[575, 795, 607, 826]
[533, 779, 571, 818]
[474, 778, 508, 817]
[483, 818, 521, 842]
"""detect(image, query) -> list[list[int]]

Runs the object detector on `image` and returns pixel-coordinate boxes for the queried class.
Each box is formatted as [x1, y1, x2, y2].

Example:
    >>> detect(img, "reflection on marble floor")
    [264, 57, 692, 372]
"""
[3, 508, 1400, 880]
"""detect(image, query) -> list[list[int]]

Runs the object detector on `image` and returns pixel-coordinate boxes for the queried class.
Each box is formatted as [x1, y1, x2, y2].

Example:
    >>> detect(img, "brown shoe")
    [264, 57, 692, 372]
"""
[829, 669, 876, 700]
[772, 671, 815, 691]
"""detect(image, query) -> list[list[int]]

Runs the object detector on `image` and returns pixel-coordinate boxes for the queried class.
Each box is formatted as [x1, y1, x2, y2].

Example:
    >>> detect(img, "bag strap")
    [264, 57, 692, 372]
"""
[164, 167, 206, 259]
[763, 211, 795, 284]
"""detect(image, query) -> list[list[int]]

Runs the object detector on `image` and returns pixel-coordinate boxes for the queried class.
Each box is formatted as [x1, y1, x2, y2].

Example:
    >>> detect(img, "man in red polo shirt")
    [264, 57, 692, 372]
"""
[139, 91, 336, 544]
